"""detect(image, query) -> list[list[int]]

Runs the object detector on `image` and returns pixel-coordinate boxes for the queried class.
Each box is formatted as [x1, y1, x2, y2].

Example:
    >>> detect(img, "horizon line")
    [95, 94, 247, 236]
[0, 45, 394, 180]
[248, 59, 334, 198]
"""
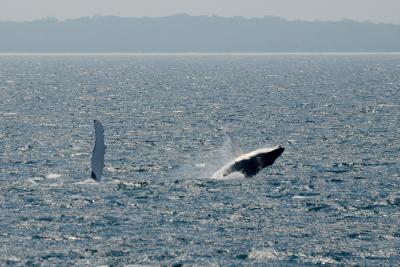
[0, 14, 399, 26]
[1, 52, 400, 56]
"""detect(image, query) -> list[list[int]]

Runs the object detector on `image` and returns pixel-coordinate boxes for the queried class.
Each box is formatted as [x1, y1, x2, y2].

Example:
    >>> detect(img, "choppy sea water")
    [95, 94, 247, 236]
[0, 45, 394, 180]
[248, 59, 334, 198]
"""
[0, 54, 399, 266]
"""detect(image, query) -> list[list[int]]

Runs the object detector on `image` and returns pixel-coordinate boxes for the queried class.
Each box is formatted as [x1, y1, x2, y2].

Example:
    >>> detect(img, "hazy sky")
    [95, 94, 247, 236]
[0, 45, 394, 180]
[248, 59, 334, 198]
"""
[1, 0, 400, 24]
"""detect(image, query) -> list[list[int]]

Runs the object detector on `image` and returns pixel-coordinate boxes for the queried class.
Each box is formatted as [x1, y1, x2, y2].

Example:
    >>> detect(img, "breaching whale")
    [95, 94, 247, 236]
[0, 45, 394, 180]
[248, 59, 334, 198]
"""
[211, 145, 284, 179]
[91, 120, 105, 181]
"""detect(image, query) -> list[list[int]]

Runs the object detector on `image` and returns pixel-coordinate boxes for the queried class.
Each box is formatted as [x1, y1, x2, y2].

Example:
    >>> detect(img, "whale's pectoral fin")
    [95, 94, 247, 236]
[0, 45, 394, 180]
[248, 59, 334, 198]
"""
[91, 120, 105, 181]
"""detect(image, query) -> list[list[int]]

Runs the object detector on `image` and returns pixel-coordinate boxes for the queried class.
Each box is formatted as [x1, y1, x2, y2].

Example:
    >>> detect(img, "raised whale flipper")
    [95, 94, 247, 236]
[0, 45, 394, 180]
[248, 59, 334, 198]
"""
[91, 120, 105, 181]
[211, 145, 284, 179]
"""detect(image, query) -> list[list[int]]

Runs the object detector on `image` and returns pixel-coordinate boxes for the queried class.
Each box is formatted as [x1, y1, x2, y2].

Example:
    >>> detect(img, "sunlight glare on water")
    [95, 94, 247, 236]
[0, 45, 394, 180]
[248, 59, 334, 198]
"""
[0, 54, 399, 266]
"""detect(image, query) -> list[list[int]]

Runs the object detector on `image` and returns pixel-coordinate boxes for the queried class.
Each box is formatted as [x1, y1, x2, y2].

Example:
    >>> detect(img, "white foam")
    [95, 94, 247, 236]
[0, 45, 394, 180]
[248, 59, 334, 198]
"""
[74, 178, 99, 185]
[27, 177, 43, 184]
[0, 112, 18, 116]
[220, 171, 245, 180]
[46, 173, 62, 179]
[292, 195, 310, 199]
[195, 163, 206, 168]
[249, 248, 337, 265]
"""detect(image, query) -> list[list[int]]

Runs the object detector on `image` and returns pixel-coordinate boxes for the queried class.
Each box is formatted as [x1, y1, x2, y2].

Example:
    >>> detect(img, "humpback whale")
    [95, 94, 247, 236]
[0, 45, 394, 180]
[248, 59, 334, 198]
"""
[91, 120, 105, 181]
[211, 145, 284, 179]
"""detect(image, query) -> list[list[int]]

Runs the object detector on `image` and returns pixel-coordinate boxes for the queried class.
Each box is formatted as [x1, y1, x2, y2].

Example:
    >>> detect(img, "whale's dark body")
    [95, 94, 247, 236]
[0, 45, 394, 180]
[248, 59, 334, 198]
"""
[211, 146, 284, 179]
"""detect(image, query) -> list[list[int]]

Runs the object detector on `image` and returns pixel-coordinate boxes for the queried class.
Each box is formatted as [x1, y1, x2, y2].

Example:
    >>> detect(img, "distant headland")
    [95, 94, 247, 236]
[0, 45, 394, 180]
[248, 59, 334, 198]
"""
[1, 14, 399, 53]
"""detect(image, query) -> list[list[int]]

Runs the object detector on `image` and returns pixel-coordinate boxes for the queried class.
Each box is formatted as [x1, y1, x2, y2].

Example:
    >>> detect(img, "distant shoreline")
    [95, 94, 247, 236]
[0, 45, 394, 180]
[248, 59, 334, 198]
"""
[2, 15, 399, 53]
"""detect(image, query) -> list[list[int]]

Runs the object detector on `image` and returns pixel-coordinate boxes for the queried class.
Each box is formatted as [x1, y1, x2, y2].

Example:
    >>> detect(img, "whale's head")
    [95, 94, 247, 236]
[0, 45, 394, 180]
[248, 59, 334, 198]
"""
[268, 145, 284, 161]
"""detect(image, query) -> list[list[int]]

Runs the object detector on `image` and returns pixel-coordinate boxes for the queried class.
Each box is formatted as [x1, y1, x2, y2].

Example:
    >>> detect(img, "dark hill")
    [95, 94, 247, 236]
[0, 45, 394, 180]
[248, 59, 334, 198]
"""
[1, 14, 399, 52]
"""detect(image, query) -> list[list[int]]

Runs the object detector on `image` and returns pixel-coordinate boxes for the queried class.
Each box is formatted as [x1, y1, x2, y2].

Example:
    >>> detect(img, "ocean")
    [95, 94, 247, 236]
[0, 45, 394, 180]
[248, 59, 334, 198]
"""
[1, 54, 399, 266]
